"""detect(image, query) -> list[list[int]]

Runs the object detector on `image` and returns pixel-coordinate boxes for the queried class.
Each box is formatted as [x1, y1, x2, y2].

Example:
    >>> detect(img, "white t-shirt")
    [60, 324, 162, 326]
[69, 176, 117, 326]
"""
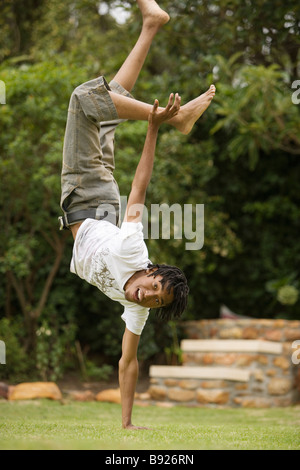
[70, 218, 151, 335]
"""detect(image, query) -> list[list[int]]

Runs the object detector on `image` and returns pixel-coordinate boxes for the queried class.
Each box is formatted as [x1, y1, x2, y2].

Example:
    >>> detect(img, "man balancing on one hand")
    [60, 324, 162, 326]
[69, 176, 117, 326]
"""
[59, 0, 216, 429]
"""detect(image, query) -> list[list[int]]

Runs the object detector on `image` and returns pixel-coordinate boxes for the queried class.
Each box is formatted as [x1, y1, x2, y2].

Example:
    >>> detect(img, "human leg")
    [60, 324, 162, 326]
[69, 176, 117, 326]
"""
[60, 1, 169, 228]
[107, 0, 216, 133]
[60, 77, 122, 227]
[60, 0, 216, 228]
[112, 0, 169, 92]
[108, 84, 216, 135]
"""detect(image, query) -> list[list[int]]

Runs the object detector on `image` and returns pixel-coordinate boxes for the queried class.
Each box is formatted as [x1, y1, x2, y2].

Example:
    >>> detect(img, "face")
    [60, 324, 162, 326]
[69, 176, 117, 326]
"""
[124, 270, 174, 309]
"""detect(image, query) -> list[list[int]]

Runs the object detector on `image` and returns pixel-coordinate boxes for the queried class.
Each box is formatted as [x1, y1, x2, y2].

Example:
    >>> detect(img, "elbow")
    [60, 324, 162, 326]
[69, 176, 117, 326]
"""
[119, 356, 126, 373]
[119, 355, 138, 375]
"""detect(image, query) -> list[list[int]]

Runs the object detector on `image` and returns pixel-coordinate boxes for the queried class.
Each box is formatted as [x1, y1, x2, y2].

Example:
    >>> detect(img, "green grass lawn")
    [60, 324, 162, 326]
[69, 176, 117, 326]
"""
[0, 400, 299, 450]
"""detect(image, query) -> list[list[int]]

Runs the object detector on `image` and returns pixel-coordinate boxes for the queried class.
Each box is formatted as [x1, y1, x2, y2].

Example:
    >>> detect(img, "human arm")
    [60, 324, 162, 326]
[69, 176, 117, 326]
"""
[118, 327, 147, 430]
[123, 93, 181, 223]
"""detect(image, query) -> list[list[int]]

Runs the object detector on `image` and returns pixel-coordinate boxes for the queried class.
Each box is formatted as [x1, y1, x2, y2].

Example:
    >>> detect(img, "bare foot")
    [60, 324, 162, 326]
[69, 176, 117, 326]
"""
[137, 0, 170, 29]
[172, 85, 216, 135]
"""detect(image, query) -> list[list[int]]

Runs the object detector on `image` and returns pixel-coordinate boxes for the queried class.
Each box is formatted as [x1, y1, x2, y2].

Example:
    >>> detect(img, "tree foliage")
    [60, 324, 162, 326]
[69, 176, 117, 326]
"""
[0, 0, 299, 378]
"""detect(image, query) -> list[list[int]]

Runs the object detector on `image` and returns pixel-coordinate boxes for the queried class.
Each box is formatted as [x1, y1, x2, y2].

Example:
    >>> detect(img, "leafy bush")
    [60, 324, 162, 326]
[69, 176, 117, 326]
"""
[0, 318, 31, 382]
[36, 320, 77, 382]
[0, 0, 300, 383]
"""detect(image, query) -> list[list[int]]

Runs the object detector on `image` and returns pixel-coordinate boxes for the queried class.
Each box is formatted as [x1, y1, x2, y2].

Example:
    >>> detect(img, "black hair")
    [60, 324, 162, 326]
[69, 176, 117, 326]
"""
[147, 263, 189, 321]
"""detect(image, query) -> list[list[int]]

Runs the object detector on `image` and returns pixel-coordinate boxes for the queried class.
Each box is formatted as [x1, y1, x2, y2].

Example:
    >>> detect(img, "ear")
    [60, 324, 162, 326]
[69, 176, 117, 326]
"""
[146, 267, 157, 275]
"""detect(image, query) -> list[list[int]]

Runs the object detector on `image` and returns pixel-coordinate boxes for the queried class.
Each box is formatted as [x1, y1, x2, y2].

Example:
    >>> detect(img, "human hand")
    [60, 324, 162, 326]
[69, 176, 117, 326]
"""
[148, 93, 181, 128]
[123, 424, 152, 430]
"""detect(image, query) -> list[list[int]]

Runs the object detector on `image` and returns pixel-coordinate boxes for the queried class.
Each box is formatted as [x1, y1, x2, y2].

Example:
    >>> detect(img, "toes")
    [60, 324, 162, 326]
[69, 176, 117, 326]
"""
[206, 85, 216, 98]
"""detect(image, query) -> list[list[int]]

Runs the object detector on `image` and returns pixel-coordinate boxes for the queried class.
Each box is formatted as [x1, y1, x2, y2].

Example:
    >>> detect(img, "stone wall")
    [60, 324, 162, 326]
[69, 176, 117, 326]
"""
[181, 318, 300, 343]
[148, 319, 300, 408]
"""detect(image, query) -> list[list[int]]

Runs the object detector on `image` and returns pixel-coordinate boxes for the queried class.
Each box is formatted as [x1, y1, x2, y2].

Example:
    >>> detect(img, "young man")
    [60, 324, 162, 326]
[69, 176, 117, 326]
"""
[59, 0, 215, 429]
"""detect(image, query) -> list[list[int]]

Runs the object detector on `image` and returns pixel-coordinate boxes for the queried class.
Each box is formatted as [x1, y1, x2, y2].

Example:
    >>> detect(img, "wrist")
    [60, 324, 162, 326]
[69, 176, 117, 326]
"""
[148, 121, 159, 133]
[122, 421, 132, 429]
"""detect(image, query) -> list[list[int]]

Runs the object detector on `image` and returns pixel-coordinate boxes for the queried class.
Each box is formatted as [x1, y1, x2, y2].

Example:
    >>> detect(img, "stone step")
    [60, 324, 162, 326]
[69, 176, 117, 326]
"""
[181, 339, 282, 354]
[149, 365, 250, 382]
[147, 320, 300, 408]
